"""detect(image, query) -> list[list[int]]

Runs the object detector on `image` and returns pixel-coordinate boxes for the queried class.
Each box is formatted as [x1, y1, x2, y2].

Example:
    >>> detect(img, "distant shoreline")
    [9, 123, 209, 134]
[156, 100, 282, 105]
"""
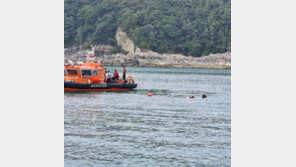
[101, 63, 231, 69]
[64, 46, 231, 69]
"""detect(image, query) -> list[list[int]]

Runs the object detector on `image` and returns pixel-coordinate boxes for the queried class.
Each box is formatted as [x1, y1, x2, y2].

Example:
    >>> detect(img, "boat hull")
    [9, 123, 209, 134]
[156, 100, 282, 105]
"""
[64, 82, 137, 92]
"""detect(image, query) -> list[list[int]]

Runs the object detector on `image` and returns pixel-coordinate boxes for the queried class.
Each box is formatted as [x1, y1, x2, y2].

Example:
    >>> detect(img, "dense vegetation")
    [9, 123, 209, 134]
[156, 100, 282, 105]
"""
[110, 46, 129, 55]
[65, 0, 230, 57]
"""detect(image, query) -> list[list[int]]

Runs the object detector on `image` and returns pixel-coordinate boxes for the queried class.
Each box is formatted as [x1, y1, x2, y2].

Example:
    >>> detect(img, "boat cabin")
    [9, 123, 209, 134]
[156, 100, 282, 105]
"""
[64, 62, 105, 84]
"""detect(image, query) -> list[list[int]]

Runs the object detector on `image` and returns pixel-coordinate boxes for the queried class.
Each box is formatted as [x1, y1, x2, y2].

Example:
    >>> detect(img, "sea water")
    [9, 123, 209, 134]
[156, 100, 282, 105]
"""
[64, 67, 231, 167]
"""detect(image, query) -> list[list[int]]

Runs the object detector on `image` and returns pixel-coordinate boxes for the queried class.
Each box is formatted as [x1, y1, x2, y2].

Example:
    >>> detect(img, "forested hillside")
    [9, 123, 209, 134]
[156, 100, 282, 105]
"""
[65, 0, 230, 57]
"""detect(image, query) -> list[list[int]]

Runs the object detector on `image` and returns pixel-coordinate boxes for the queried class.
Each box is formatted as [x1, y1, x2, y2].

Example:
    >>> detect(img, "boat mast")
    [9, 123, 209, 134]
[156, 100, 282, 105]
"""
[78, 28, 82, 62]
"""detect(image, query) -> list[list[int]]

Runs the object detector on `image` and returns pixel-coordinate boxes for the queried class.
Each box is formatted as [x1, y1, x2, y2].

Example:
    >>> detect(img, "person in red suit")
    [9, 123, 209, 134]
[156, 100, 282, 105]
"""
[112, 70, 119, 80]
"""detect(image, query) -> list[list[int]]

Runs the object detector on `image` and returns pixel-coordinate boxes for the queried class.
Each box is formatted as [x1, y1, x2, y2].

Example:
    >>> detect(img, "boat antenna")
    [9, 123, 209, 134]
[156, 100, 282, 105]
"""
[79, 28, 82, 52]
[78, 28, 82, 62]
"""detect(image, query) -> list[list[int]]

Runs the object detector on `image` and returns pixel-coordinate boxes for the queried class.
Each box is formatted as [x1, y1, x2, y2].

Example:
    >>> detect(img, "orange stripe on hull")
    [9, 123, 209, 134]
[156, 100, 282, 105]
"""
[64, 88, 133, 92]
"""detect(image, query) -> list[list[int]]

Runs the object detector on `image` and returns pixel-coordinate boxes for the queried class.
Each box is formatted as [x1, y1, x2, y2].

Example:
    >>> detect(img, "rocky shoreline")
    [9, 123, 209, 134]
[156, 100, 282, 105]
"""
[64, 46, 230, 69]
[64, 28, 231, 69]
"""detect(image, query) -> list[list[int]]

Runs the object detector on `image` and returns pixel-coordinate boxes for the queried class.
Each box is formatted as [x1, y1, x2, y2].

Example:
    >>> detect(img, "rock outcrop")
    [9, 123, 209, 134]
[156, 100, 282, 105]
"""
[64, 28, 231, 69]
[115, 28, 141, 56]
[64, 45, 113, 62]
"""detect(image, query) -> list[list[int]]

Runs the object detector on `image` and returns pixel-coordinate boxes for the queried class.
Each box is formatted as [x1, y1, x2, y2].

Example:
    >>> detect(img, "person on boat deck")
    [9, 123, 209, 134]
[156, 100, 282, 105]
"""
[104, 71, 108, 82]
[122, 66, 126, 82]
[106, 71, 112, 83]
[112, 70, 119, 80]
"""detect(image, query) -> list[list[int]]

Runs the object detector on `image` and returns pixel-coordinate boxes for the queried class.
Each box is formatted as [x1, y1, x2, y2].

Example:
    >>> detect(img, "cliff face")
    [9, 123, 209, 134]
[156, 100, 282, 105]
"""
[115, 28, 141, 56]
[64, 28, 231, 69]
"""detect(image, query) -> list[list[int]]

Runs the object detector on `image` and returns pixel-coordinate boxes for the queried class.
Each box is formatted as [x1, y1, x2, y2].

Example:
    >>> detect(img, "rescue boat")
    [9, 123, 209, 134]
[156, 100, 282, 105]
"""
[64, 61, 137, 92]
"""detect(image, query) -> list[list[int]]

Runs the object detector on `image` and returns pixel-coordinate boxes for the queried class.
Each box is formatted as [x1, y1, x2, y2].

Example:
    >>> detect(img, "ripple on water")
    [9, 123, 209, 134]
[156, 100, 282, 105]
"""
[65, 67, 231, 167]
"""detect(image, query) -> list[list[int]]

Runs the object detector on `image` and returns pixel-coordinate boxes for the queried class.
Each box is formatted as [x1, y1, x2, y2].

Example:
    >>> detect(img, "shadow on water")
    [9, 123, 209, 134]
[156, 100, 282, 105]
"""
[64, 89, 136, 95]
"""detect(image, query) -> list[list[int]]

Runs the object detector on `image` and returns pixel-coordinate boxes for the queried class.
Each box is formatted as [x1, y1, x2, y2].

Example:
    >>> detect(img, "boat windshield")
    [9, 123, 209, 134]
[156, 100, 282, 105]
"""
[93, 70, 98, 76]
[67, 69, 78, 76]
[81, 69, 92, 77]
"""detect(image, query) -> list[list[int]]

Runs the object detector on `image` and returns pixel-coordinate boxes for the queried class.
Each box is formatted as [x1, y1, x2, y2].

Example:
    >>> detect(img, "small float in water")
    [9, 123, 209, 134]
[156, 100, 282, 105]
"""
[64, 52, 137, 92]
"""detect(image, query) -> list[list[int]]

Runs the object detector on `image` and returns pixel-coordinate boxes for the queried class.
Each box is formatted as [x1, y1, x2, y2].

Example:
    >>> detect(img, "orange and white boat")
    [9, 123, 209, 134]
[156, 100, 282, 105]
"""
[64, 59, 137, 92]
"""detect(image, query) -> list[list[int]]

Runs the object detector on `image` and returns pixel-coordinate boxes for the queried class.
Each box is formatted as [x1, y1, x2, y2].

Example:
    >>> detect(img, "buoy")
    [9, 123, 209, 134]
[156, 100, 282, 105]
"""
[147, 93, 152, 97]
[202, 94, 207, 98]
[189, 95, 194, 98]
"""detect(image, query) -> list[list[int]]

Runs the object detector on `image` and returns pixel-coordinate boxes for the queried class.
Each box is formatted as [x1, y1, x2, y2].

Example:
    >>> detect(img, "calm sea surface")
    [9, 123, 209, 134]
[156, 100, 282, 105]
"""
[64, 67, 231, 167]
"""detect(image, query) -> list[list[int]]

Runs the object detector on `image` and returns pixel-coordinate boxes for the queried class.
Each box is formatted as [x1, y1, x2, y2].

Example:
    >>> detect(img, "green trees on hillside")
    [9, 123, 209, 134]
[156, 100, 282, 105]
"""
[65, 0, 231, 57]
